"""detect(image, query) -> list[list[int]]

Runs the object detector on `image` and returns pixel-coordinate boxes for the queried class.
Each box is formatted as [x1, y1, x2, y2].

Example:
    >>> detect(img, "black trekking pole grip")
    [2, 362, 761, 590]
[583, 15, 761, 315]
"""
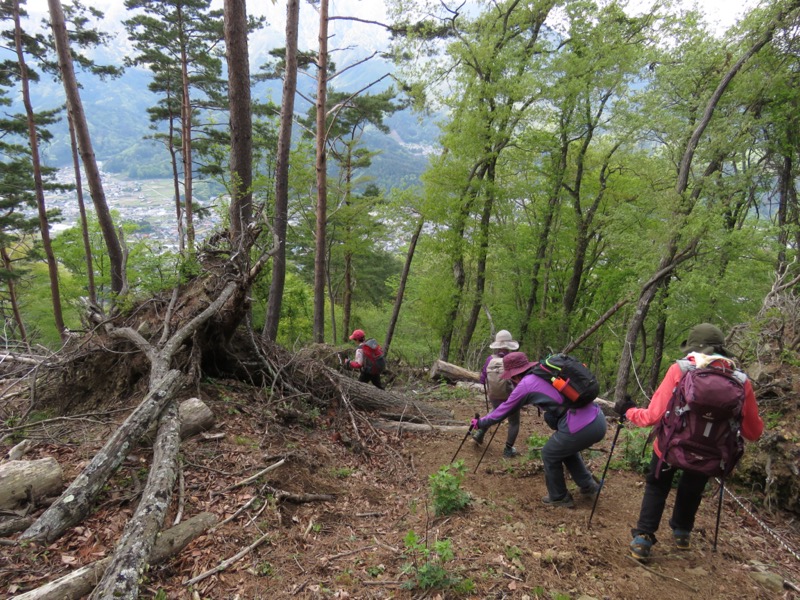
[451, 412, 480, 464]
[588, 417, 624, 528]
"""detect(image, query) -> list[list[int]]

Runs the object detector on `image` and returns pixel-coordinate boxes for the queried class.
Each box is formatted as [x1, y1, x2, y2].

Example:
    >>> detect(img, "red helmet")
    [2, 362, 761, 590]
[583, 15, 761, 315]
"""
[349, 329, 365, 341]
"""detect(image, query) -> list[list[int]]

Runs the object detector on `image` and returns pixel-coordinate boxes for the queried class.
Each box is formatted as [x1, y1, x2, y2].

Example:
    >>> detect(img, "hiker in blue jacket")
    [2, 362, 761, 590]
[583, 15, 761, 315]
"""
[472, 351, 606, 507]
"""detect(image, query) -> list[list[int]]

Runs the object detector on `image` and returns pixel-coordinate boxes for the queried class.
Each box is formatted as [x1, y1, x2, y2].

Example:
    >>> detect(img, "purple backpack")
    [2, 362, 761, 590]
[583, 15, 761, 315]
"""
[654, 360, 747, 478]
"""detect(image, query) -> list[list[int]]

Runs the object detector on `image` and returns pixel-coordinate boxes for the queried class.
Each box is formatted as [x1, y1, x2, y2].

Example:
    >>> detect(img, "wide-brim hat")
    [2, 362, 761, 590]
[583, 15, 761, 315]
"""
[679, 323, 732, 357]
[500, 351, 537, 379]
[489, 329, 519, 351]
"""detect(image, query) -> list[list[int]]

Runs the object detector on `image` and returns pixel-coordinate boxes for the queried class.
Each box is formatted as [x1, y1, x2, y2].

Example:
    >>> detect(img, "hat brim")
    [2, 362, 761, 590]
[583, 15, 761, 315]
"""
[490, 341, 519, 350]
[500, 361, 536, 379]
[680, 340, 732, 358]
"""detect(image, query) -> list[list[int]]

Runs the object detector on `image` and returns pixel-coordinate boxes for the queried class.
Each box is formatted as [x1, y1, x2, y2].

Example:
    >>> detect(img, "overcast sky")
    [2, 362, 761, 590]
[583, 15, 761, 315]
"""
[22, 0, 764, 62]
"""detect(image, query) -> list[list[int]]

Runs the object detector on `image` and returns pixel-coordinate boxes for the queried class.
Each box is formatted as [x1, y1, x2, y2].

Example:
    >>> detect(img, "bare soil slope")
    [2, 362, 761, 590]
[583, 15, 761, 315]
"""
[2, 377, 799, 599]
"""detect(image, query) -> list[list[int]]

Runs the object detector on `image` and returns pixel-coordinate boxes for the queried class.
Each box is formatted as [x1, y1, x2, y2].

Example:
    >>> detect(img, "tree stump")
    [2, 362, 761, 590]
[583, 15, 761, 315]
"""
[178, 397, 215, 439]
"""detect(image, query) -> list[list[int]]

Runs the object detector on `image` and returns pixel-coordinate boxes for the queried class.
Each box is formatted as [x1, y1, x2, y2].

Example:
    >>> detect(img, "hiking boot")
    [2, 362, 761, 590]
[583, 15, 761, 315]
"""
[541, 493, 575, 508]
[580, 482, 601, 500]
[673, 529, 691, 550]
[503, 446, 519, 458]
[630, 534, 654, 560]
[471, 428, 486, 445]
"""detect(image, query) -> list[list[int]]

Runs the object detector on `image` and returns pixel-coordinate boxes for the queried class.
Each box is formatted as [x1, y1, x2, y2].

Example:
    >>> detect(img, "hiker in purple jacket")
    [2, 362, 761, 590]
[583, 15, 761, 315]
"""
[471, 352, 606, 508]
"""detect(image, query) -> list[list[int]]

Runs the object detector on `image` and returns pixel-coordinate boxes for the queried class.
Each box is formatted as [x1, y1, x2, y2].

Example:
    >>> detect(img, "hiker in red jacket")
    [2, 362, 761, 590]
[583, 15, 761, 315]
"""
[616, 323, 764, 560]
[348, 329, 385, 389]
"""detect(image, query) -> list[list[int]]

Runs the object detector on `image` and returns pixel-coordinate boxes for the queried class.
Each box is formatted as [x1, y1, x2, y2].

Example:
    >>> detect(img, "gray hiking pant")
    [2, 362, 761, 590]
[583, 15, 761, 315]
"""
[541, 410, 607, 499]
[490, 397, 520, 448]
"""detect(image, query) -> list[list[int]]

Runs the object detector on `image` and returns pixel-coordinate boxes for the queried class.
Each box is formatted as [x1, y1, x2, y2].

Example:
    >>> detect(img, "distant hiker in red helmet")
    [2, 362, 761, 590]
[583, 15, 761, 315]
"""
[348, 329, 386, 389]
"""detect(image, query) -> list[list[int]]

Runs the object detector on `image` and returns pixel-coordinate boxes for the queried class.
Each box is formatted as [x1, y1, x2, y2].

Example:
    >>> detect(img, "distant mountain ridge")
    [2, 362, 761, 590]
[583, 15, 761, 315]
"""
[24, 63, 438, 192]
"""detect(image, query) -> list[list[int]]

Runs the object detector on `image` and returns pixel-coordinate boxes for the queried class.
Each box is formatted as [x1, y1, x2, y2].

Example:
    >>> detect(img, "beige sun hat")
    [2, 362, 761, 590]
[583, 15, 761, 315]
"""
[489, 329, 519, 351]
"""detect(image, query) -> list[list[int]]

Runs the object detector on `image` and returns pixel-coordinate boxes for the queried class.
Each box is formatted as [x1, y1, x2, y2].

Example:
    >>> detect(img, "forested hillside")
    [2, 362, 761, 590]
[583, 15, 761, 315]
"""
[1, 0, 799, 598]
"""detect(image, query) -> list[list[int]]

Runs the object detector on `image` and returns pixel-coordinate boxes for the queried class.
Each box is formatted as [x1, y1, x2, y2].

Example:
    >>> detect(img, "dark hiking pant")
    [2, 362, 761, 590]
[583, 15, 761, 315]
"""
[541, 410, 607, 500]
[632, 452, 709, 543]
[490, 397, 520, 448]
[359, 370, 383, 389]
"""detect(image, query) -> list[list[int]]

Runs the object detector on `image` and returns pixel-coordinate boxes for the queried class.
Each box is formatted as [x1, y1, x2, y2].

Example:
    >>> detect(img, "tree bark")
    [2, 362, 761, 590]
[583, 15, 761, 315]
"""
[264, 0, 300, 342]
[225, 0, 253, 252]
[89, 401, 181, 599]
[11, 512, 216, 600]
[19, 370, 184, 543]
[0, 458, 63, 510]
[313, 0, 329, 343]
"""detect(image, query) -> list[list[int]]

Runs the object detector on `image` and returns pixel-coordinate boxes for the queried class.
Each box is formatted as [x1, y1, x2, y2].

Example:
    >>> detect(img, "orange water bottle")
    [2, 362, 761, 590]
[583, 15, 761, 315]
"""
[552, 377, 580, 402]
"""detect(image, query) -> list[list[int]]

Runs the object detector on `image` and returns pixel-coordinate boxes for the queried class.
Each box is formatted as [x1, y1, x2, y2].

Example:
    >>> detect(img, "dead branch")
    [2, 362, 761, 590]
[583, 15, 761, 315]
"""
[183, 530, 272, 587]
[216, 458, 286, 495]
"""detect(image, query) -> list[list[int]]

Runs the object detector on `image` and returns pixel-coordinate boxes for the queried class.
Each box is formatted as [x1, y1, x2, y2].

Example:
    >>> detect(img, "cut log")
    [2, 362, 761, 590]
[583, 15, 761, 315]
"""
[178, 397, 215, 439]
[0, 458, 63, 510]
[429, 360, 480, 384]
[370, 419, 467, 434]
[10, 511, 217, 600]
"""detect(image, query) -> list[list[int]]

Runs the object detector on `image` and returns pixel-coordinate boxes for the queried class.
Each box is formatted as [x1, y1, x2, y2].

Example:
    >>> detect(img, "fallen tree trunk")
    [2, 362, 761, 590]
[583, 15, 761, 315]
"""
[11, 511, 217, 600]
[0, 458, 63, 510]
[89, 401, 181, 600]
[19, 370, 184, 543]
[429, 360, 480, 384]
[370, 420, 467, 434]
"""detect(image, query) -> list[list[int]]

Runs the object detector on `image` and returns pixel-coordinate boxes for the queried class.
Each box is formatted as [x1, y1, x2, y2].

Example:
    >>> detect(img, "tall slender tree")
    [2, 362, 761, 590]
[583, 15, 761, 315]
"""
[263, 0, 300, 342]
[48, 0, 126, 297]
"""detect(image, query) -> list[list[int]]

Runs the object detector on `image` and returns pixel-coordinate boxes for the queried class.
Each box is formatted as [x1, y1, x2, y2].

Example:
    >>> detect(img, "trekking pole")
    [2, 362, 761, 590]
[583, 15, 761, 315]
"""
[588, 417, 624, 528]
[482, 383, 489, 412]
[473, 423, 500, 474]
[713, 478, 725, 552]
[451, 413, 480, 464]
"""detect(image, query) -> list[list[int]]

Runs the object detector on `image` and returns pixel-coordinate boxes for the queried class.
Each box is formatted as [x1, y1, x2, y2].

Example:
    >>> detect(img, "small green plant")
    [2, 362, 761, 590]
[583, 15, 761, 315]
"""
[255, 561, 274, 577]
[526, 432, 550, 458]
[153, 590, 168, 600]
[233, 435, 259, 447]
[332, 467, 353, 479]
[429, 383, 474, 402]
[765, 410, 782, 429]
[401, 530, 474, 592]
[429, 460, 471, 516]
[367, 564, 385, 577]
[610, 428, 651, 474]
[505, 545, 522, 561]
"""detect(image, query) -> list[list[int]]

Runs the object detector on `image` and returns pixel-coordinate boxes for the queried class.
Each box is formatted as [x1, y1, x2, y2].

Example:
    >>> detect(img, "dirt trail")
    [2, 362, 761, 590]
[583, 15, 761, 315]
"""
[2, 381, 799, 599]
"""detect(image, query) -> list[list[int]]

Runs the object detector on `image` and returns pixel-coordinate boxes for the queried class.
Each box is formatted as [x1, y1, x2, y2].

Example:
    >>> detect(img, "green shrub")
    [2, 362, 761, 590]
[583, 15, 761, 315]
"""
[429, 460, 471, 516]
[401, 530, 474, 592]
